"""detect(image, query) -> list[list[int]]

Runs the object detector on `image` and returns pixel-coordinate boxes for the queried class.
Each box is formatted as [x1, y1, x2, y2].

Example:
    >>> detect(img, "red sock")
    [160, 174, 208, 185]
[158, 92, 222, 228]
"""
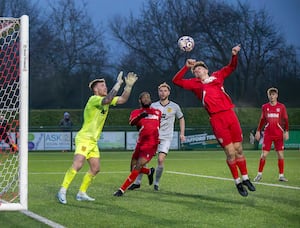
[236, 157, 248, 175]
[226, 160, 239, 179]
[258, 158, 266, 172]
[140, 167, 150, 174]
[120, 169, 139, 191]
[278, 159, 284, 174]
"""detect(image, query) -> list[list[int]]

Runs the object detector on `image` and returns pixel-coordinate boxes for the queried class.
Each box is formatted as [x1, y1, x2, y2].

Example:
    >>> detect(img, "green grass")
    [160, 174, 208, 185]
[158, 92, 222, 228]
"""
[1, 150, 300, 227]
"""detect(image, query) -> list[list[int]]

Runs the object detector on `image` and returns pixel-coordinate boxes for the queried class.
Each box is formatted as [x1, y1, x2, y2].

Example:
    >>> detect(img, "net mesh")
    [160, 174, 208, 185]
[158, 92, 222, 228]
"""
[0, 18, 20, 204]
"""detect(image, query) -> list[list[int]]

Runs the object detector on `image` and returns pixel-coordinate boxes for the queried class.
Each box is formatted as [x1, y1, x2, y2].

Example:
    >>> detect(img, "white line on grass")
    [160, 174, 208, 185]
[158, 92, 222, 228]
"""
[167, 171, 300, 190]
[28, 171, 300, 190]
[21, 210, 65, 228]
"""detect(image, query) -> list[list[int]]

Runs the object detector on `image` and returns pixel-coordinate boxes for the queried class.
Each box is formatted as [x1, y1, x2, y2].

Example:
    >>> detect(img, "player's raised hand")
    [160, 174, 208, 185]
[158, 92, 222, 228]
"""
[112, 71, 124, 91]
[116, 71, 124, 85]
[186, 59, 196, 68]
[232, 44, 241, 55]
[125, 72, 138, 87]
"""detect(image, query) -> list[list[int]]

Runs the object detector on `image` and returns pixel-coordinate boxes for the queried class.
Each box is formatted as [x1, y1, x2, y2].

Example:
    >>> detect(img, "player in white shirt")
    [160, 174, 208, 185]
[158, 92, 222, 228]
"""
[129, 82, 185, 190]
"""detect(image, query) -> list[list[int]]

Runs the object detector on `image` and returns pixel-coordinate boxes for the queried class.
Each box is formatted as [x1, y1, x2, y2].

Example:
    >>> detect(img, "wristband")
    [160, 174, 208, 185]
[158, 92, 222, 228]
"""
[124, 85, 132, 93]
[113, 82, 121, 91]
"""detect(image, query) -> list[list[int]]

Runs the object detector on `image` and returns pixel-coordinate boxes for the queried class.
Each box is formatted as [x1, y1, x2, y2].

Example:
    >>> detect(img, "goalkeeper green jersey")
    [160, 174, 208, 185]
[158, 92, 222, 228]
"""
[76, 95, 119, 142]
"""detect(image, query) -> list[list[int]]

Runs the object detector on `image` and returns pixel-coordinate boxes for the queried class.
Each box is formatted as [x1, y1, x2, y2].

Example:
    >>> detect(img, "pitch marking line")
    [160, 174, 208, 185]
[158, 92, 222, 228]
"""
[167, 171, 300, 190]
[21, 210, 65, 228]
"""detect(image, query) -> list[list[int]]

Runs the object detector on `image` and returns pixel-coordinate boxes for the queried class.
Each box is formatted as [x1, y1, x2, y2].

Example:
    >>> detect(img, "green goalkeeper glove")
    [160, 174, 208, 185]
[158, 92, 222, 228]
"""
[113, 71, 124, 91]
[124, 72, 138, 92]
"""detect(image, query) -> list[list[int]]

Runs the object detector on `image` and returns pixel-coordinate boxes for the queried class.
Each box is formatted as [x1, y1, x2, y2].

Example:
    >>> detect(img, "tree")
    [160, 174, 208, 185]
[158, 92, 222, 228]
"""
[29, 0, 109, 108]
[110, 0, 300, 107]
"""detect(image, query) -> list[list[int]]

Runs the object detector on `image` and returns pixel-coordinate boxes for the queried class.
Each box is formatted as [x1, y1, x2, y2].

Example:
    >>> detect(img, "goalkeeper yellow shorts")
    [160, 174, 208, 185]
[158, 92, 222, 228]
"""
[74, 138, 100, 159]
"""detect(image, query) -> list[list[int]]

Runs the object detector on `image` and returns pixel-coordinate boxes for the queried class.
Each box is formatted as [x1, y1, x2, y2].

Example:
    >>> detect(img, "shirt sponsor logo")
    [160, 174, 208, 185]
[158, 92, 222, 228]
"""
[267, 113, 279, 118]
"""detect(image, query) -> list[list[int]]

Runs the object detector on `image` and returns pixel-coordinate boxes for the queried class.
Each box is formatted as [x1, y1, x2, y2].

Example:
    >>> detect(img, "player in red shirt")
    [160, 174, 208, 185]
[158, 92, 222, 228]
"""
[114, 92, 162, 196]
[254, 87, 289, 182]
[172, 44, 255, 197]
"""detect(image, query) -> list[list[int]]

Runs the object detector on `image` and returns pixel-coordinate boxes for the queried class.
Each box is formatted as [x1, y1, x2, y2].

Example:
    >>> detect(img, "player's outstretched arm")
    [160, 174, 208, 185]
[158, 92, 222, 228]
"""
[102, 71, 124, 105]
[117, 72, 138, 104]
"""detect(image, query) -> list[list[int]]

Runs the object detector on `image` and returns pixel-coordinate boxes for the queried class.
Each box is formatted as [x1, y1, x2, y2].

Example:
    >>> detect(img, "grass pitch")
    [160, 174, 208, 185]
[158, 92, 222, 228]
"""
[0, 150, 299, 227]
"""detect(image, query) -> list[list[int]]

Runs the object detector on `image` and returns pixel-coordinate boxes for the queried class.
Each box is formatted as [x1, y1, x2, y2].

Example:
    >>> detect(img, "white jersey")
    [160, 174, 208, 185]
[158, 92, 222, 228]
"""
[151, 101, 184, 140]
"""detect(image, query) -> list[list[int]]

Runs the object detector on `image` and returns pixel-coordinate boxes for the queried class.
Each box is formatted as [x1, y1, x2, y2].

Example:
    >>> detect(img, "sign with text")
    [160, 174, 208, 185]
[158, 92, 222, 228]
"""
[181, 132, 220, 150]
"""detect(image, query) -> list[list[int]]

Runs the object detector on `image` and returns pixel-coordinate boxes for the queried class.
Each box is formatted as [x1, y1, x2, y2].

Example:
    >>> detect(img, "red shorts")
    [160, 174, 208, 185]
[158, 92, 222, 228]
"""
[262, 134, 284, 151]
[132, 142, 158, 161]
[209, 109, 243, 147]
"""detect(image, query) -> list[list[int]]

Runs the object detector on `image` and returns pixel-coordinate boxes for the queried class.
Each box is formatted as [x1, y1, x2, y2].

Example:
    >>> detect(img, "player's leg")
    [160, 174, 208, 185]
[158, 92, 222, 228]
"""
[128, 167, 144, 190]
[229, 113, 255, 192]
[76, 155, 100, 201]
[114, 144, 156, 196]
[274, 138, 288, 182]
[153, 139, 170, 190]
[57, 153, 86, 204]
[211, 112, 250, 196]
[254, 136, 272, 182]
[223, 143, 247, 196]
[233, 142, 255, 192]
[154, 152, 166, 190]
[128, 147, 143, 190]
[114, 157, 148, 196]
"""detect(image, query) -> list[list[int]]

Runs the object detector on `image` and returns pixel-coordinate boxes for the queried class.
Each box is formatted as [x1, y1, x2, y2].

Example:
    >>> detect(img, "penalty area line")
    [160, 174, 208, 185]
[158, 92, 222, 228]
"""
[21, 210, 65, 228]
[167, 171, 300, 190]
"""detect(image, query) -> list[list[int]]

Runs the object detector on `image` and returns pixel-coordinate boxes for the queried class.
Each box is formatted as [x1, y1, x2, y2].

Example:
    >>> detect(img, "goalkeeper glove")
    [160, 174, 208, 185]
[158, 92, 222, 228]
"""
[124, 72, 138, 92]
[112, 71, 124, 91]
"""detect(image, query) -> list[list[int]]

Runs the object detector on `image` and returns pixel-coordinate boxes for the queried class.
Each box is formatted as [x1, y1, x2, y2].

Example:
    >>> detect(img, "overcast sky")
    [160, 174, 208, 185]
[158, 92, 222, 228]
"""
[86, 0, 300, 51]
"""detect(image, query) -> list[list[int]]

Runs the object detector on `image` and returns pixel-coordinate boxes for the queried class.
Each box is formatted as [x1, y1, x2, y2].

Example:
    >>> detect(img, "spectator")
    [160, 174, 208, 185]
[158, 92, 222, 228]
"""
[59, 112, 73, 131]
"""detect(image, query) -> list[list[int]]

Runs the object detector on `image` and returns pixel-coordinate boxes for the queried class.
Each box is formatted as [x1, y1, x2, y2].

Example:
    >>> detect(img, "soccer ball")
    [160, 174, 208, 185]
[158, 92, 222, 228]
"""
[178, 36, 195, 52]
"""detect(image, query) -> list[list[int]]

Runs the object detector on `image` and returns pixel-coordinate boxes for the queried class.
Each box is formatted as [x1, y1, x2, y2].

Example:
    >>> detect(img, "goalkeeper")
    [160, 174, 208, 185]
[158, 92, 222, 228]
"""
[57, 71, 138, 204]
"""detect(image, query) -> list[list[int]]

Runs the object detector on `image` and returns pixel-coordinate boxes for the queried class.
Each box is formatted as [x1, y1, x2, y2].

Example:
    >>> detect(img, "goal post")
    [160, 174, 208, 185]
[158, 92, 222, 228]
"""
[0, 15, 29, 211]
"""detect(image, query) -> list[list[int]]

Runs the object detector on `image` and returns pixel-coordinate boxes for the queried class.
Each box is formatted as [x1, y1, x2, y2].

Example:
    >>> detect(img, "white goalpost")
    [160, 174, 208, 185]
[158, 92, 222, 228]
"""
[0, 15, 29, 211]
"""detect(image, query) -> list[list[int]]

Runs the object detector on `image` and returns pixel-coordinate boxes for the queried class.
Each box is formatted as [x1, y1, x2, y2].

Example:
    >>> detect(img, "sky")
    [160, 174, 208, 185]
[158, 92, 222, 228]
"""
[85, 0, 300, 51]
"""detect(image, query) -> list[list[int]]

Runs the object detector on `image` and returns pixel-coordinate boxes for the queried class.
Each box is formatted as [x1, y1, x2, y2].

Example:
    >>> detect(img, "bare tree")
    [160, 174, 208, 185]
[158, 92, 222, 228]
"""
[30, 0, 109, 108]
[109, 0, 300, 107]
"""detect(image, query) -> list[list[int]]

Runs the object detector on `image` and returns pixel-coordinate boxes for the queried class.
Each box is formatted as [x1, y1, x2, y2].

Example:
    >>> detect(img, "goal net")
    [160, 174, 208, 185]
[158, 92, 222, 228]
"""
[0, 15, 28, 211]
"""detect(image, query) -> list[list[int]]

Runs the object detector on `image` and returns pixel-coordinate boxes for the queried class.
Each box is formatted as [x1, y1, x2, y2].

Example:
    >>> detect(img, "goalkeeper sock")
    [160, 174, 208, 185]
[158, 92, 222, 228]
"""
[79, 172, 95, 193]
[61, 167, 77, 189]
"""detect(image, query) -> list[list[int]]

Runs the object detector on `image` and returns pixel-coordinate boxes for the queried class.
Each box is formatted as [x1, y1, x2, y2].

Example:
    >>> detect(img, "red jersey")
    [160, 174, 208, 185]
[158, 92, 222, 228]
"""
[129, 107, 162, 144]
[257, 102, 289, 137]
[172, 55, 238, 115]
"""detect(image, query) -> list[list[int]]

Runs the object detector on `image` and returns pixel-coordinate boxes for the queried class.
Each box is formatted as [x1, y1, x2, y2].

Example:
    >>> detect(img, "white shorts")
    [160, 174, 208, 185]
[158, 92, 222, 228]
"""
[157, 138, 171, 154]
